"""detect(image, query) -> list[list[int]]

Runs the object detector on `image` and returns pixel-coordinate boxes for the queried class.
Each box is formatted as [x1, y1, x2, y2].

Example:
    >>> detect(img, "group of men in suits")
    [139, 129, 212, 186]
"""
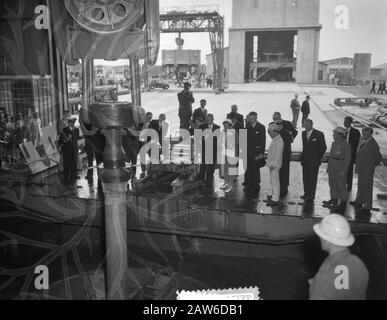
[371, 80, 387, 94]
[123, 112, 169, 179]
[304, 115, 382, 214]
[199, 103, 383, 213]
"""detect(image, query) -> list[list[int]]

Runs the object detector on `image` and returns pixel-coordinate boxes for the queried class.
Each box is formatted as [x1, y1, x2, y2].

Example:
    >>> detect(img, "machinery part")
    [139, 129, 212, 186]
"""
[372, 114, 387, 127]
[87, 101, 144, 299]
[48, 0, 159, 62]
[86, 102, 145, 129]
[63, 0, 145, 34]
[378, 106, 387, 116]
[334, 97, 373, 108]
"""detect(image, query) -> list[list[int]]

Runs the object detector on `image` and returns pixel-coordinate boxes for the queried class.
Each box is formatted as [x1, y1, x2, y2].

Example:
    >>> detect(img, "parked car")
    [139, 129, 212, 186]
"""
[149, 80, 169, 90]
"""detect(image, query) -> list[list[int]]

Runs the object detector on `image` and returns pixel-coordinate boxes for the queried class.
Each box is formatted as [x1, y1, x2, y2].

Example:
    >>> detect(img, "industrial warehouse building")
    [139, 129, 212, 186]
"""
[228, 0, 321, 84]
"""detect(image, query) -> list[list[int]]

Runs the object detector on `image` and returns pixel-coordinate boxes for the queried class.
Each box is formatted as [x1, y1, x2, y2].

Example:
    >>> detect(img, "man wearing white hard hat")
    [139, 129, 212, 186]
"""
[309, 214, 369, 300]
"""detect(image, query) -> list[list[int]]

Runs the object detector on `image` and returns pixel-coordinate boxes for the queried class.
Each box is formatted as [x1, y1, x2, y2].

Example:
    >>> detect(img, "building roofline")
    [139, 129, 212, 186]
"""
[229, 25, 323, 32]
[371, 63, 387, 69]
[320, 57, 354, 63]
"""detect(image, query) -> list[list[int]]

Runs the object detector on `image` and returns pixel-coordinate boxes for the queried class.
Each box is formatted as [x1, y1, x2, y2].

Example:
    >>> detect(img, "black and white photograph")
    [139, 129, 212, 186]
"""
[0, 0, 387, 306]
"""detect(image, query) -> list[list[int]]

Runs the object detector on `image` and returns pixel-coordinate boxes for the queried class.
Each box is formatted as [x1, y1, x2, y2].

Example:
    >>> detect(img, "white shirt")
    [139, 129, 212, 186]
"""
[307, 129, 314, 141]
[266, 134, 284, 169]
[143, 122, 150, 129]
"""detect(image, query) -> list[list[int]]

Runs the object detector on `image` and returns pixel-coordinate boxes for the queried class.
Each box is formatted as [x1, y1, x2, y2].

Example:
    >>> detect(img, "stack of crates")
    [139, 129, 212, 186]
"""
[0, 75, 54, 127]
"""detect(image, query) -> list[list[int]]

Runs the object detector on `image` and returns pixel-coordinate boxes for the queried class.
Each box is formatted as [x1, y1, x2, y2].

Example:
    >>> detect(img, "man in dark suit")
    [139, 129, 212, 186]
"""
[351, 127, 382, 213]
[193, 99, 208, 126]
[227, 105, 244, 125]
[59, 118, 81, 182]
[231, 117, 244, 132]
[199, 114, 220, 188]
[272, 112, 298, 196]
[301, 95, 311, 125]
[370, 80, 376, 94]
[245, 112, 266, 195]
[344, 116, 361, 191]
[178, 83, 195, 129]
[377, 81, 383, 94]
[301, 119, 327, 202]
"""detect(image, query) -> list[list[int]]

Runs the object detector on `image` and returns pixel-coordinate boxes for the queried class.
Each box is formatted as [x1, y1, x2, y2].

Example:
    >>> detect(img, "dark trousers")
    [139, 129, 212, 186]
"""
[63, 150, 77, 180]
[179, 110, 192, 130]
[302, 162, 320, 200]
[356, 170, 375, 210]
[85, 136, 96, 168]
[122, 136, 139, 177]
[279, 160, 290, 194]
[85, 135, 104, 167]
[346, 163, 354, 191]
[199, 164, 215, 186]
[245, 158, 261, 192]
[370, 87, 376, 93]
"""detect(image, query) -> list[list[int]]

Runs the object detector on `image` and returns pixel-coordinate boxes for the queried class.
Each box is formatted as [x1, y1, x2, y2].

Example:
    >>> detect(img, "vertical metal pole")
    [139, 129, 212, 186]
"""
[129, 56, 142, 107]
[82, 59, 88, 111]
[100, 128, 130, 300]
[88, 59, 95, 104]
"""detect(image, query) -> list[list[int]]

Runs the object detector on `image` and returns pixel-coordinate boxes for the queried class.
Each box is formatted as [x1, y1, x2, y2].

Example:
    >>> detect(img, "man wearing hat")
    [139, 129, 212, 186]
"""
[178, 82, 195, 130]
[59, 118, 81, 182]
[309, 214, 369, 300]
[323, 127, 351, 213]
[301, 95, 311, 125]
[266, 123, 284, 206]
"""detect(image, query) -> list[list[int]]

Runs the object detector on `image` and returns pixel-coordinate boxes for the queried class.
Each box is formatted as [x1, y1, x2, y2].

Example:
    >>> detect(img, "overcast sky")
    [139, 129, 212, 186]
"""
[98, 0, 387, 67]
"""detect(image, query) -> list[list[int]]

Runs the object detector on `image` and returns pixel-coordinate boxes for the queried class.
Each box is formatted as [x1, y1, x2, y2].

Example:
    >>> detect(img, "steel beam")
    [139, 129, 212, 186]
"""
[160, 10, 224, 92]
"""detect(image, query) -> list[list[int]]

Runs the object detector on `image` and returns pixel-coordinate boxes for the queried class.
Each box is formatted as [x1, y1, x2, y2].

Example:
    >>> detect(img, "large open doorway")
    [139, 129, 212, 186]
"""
[245, 30, 297, 82]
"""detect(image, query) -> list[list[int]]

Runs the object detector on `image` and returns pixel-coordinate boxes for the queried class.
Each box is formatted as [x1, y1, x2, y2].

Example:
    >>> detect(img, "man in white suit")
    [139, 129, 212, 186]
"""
[266, 123, 284, 207]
